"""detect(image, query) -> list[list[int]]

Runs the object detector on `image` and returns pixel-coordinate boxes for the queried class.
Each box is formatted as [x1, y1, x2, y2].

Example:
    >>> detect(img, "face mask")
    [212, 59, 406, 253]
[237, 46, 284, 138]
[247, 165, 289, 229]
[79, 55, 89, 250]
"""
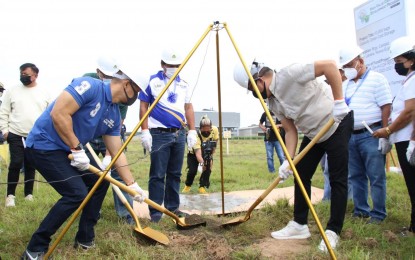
[252, 81, 268, 99]
[103, 78, 111, 83]
[121, 84, 138, 106]
[201, 131, 211, 137]
[343, 68, 358, 80]
[394, 62, 409, 76]
[20, 75, 32, 86]
[165, 67, 178, 78]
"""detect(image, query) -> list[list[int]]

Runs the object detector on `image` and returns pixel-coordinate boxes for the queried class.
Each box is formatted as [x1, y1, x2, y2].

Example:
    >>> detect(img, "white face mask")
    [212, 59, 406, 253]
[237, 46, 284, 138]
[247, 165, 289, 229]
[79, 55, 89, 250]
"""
[102, 78, 111, 83]
[165, 67, 178, 79]
[343, 68, 358, 80]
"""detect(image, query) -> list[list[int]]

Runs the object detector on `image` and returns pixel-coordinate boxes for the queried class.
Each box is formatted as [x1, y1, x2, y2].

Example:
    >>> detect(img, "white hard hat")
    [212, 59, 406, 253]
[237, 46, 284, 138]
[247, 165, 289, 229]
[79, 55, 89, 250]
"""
[161, 48, 183, 65]
[97, 56, 120, 77]
[233, 58, 266, 89]
[338, 45, 363, 67]
[117, 65, 149, 91]
[389, 36, 415, 59]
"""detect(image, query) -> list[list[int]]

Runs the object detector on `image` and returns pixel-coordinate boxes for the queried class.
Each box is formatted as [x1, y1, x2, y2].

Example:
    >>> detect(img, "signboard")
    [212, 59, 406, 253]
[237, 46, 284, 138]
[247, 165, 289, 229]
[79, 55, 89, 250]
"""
[223, 130, 232, 139]
[354, 0, 414, 95]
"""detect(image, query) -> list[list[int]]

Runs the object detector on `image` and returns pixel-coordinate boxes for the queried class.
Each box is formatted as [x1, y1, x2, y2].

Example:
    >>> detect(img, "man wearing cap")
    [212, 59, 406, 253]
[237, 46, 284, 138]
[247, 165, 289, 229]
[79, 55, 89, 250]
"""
[0, 63, 52, 207]
[21, 64, 148, 259]
[338, 45, 392, 224]
[138, 47, 197, 222]
[233, 58, 353, 252]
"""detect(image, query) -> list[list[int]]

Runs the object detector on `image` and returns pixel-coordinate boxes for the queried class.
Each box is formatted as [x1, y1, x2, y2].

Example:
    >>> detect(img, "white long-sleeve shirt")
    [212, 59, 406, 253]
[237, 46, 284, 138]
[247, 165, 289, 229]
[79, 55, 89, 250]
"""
[0, 83, 52, 137]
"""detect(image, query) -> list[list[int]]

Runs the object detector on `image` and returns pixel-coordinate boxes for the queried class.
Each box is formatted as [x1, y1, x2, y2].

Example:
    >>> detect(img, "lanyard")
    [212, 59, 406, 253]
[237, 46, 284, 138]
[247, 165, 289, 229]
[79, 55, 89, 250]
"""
[163, 75, 178, 103]
[345, 69, 370, 106]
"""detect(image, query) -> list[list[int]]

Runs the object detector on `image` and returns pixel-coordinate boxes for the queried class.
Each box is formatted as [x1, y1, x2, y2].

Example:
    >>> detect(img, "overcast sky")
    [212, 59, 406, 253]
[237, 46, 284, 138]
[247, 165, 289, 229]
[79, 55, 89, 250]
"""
[0, 0, 367, 130]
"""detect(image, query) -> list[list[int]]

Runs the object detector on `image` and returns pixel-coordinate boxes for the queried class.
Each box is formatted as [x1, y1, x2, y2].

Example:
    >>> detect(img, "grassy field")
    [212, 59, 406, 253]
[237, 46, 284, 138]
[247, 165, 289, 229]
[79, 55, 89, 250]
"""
[0, 138, 414, 259]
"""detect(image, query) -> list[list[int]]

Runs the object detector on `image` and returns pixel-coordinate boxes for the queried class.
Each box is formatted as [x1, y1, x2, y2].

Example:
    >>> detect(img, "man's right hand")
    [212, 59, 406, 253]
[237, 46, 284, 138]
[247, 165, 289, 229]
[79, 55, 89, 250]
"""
[333, 99, 350, 123]
[141, 129, 152, 152]
[70, 149, 90, 171]
[278, 160, 293, 180]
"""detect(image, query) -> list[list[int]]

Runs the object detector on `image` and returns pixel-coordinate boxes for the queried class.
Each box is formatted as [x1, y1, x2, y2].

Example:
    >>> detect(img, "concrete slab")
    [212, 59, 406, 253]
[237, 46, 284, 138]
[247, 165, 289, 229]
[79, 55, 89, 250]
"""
[134, 186, 324, 219]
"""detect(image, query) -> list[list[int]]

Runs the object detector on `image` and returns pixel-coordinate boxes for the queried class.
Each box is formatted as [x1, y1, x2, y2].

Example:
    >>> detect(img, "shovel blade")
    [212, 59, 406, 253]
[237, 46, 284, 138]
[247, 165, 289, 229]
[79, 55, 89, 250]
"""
[174, 214, 207, 230]
[221, 214, 251, 228]
[133, 227, 170, 245]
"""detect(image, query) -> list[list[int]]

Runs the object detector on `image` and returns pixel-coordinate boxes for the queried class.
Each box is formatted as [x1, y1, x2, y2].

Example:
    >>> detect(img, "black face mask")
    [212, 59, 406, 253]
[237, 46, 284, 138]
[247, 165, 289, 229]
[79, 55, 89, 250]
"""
[252, 81, 268, 99]
[395, 62, 410, 76]
[121, 84, 138, 106]
[201, 131, 211, 137]
[20, 75, 32, 86]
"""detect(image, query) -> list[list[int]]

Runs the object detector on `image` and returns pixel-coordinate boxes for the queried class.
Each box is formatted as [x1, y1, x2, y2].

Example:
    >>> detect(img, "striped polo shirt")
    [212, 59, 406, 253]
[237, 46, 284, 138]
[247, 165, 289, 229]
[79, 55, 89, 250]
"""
[343, 69, 392, 130]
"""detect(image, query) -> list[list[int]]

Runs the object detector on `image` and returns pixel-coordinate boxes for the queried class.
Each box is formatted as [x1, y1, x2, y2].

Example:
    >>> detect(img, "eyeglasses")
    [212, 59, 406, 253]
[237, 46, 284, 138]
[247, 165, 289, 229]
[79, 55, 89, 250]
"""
[21, 74, 34, 77]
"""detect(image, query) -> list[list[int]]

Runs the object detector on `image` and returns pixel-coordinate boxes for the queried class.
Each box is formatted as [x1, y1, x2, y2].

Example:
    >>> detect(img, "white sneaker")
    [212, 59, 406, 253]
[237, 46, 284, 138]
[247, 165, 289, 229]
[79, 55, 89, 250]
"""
[5, 195, 15, 207]
[271, 220, 311, 239]
[318, 230, 339, 252]
[25, 194, 34, 201]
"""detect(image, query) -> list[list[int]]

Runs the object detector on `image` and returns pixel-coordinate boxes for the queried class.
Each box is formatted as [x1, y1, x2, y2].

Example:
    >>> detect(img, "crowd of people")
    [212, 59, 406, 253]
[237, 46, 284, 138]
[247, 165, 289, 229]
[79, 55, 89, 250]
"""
[233, 36, 415, 251]
[0, 36, 414, 258]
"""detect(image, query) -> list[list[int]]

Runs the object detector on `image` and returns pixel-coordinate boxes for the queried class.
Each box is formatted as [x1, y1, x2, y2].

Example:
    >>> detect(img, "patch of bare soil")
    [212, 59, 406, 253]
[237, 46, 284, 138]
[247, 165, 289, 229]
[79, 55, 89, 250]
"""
[383, 230, 399, 242]
[168, 232, 232, 260]
[252, 238, 311, 259]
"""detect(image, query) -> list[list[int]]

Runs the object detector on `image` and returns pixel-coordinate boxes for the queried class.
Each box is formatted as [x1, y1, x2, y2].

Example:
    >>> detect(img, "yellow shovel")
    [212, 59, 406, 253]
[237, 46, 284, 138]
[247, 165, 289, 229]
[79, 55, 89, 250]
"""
[221, 118, 335, 227]
[85, 143, 169, 245]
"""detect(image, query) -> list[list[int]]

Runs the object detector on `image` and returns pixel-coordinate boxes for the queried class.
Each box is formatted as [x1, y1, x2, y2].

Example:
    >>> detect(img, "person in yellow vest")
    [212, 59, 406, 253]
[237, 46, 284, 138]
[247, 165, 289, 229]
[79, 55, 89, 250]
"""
[182, 115, 219, 194]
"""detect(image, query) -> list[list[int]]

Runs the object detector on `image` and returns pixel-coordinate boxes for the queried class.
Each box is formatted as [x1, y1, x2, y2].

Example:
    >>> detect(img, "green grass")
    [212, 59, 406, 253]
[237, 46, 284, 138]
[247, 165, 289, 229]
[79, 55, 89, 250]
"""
[1, 139, 414, 259]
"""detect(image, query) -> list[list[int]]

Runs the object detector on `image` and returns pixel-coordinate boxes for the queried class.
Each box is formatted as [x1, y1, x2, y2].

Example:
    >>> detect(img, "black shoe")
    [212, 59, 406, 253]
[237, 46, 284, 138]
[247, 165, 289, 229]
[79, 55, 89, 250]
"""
[173, 209, 189, 218]
[352, 213, 370, 219]
[74, 240, 95, 250]
[21, 250, 45, 260]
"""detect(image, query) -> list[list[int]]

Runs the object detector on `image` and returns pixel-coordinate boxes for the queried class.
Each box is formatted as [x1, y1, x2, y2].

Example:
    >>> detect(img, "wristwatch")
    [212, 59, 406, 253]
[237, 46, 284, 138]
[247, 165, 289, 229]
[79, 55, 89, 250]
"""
[71, 143, 84, 151]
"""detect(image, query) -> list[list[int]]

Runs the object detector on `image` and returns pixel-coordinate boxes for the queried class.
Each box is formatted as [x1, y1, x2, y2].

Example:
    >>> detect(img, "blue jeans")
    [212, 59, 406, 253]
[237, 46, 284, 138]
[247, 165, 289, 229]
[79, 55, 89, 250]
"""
[86, 139, 131, 220]
[348, 126, 387, 220]
[24, 148, 109, 252]
[322, 154, 353, 201]
[148, 128, 186, 221]
[265, 140, 285, 172]
[111, 169, 133, 219]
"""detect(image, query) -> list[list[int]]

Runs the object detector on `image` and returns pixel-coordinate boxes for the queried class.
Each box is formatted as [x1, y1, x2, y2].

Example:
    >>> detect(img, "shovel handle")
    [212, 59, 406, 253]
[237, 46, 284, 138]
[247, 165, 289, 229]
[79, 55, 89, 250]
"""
[245, 118, 335, 214]
[68, 154, 186, 225]
[84, 143, 144, 232]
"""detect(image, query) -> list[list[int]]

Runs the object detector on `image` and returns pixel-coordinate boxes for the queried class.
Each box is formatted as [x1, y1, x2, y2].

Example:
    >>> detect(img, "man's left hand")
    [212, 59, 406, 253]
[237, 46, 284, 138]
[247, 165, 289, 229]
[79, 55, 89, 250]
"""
[187, 130, 197, 149]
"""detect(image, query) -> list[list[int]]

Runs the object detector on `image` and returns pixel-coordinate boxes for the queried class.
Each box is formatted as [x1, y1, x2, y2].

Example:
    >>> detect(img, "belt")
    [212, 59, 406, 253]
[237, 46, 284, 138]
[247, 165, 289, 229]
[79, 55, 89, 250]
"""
[156, 127, 180, 133]
[353, 121, 381, 135]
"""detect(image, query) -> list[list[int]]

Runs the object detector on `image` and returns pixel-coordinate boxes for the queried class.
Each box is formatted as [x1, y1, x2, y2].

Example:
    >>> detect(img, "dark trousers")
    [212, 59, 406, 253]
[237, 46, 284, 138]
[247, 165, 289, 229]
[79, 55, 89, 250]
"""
[395, 141, 415, 231]
[25, 148, 109, 252]
[7, 132, 35, 196]
[293, 112, 353, 234]
[184, 153, 212, 188]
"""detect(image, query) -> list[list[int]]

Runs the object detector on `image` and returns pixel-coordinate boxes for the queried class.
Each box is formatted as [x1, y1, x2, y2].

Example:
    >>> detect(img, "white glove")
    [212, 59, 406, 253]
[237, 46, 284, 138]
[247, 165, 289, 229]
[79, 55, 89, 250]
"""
[197, 163, 203, 173]
[406, 140, 415, 163]
[141, 129, 152, 153]
[187, 130, 197, 149]
[128, 182, 146, 203]
[278, 160, 293, 180]
[378, 138, 392, 155]
[101, 155, 112, 173]
[70, 149, 90, 171]
[332, 99, 350, 123]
